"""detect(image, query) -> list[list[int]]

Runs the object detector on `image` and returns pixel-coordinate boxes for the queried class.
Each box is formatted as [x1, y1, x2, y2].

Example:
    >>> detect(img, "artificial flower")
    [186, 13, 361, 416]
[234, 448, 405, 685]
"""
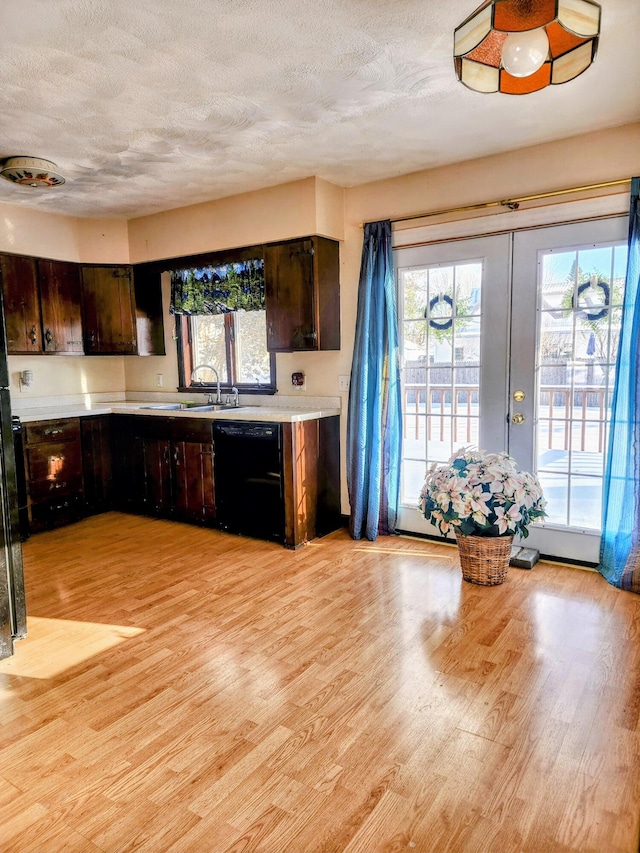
[419, 447, 547, 538]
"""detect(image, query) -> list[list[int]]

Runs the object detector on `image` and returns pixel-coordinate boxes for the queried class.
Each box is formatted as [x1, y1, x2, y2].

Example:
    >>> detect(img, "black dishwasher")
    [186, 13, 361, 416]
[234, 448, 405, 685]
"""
[213, 421, 284, 543]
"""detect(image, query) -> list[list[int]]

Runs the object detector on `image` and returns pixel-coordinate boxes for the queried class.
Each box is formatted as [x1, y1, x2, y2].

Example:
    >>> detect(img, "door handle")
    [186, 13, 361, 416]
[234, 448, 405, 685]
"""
[511, 413, 526, 425]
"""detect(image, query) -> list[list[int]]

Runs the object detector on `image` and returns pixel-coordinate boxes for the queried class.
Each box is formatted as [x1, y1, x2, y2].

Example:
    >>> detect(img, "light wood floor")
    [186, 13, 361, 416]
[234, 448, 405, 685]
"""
[1, 513, 639, 853]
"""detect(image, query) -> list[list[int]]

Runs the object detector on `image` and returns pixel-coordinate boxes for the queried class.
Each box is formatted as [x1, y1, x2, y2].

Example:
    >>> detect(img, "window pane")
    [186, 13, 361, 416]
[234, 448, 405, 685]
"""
[535, 241, 628, 531]
[455, 262, 482, 316]
[235, 310, 271, 384]
[191, 316, 229, 384]
[401, 269, 429, 320]
[398, 257, 483, 507]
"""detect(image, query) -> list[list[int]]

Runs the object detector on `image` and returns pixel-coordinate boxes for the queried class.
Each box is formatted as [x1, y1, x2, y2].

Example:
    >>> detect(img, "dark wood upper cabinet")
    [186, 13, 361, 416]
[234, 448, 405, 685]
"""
[132, 267, 165, 356]
[37, 260, 83, 354]
[1, 255, 42, 354]
[264, 236, 340, 352]
[81, 265, 137, 354]
[1, 255, 164, 358]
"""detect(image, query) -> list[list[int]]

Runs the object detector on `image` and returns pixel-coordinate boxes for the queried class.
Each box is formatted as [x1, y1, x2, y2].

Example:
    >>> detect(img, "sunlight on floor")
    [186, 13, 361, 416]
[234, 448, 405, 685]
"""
[0, 616, 145, 679]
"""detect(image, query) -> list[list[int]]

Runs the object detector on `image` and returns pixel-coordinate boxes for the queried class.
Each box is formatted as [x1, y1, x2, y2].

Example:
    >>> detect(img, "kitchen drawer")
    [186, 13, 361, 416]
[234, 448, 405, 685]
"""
[114, 414, 214, 443]
[29, 492, 84, 531]
[26, 441, 83, 502]
[24, 418, 82, 446]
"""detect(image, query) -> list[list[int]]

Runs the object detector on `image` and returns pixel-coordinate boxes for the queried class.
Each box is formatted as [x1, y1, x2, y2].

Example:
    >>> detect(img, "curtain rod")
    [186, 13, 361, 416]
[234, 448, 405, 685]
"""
[361, 178, 631, 228]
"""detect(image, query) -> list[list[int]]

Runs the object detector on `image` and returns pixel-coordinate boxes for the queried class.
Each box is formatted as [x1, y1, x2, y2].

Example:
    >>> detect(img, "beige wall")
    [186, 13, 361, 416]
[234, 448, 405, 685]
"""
[0, 204, 129, 263]
[127, 176, 344, 264]
[8, 355, 126, 402]
[4, 122, 640, 509]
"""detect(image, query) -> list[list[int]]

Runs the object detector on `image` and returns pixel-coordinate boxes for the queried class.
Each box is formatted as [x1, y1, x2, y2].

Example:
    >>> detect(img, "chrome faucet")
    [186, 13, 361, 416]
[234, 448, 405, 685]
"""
[226, 386, 239, 407]
[191, 364, 221, 404]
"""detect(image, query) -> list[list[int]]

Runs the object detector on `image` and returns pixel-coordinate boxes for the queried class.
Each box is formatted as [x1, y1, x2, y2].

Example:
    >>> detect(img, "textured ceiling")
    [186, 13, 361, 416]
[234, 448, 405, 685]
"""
[0, 0, 637, 220]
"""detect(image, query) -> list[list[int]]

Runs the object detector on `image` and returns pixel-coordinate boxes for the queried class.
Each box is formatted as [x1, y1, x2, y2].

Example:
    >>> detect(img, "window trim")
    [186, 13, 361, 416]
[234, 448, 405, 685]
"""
[176, 314, 277, 395]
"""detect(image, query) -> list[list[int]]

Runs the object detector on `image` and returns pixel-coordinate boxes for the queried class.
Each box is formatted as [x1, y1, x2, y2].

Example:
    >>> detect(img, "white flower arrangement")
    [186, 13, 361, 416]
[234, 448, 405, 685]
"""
[419, 447, 547, 538]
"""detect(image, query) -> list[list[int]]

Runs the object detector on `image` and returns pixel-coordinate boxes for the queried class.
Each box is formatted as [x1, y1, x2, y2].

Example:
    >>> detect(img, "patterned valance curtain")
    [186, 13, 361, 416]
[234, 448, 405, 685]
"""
[170, 259, 264, 315]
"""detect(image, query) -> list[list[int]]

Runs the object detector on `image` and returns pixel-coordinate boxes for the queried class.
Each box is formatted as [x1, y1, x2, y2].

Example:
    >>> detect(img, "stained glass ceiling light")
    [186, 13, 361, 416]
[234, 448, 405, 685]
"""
[454, 0, 601, 94]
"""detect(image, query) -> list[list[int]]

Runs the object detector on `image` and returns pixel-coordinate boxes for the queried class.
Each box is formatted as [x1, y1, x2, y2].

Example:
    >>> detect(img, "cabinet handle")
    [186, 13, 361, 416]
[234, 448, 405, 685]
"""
[29, 326, 37, 345]
[173, 448, 180, 463]
[268, 322, 274, 337]
[44, 428, 63, 436]
[45, 329, 53, 345]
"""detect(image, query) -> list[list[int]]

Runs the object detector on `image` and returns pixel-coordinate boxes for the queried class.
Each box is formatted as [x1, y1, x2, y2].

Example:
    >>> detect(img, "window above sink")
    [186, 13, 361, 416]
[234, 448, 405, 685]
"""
[172, 258, 276, 397]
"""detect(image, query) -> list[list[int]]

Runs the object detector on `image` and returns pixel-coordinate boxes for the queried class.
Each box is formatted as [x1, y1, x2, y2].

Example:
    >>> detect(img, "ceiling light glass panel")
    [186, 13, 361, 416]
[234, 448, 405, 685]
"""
[453, 0, 601, 94]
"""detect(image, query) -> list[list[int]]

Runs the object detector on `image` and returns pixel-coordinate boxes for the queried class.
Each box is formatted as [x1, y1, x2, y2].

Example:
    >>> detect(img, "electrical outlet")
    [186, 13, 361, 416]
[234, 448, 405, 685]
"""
[156, 373, 163, 388]
[338, 375, 350, 392]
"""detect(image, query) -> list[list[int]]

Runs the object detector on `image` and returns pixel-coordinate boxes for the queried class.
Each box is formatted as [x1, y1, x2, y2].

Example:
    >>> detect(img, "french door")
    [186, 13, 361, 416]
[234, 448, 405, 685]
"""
[395, 216, 628, 563]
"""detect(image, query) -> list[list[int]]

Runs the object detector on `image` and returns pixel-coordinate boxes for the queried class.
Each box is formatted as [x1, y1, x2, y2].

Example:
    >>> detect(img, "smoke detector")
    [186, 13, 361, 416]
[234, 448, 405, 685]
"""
[0, 156, 65, 188]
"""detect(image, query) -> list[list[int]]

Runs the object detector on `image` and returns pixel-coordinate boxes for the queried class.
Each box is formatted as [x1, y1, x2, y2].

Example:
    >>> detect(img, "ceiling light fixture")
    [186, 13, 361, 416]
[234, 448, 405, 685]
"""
[454, 0, 601, 94]
[0, 156, 65, 188]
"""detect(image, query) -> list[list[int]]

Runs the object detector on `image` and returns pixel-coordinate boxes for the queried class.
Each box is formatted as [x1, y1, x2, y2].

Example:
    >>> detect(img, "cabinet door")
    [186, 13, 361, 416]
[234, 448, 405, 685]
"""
[133, 267, 166, 356]
[38, 260, 83, 353]
[143, 437, 172, 514]
[1, 255, 42, 354]
[122, 434, 148, 513]
[172, 440, 215, 524]
[264, 238, 317, 352]
[82, 266, 138, 354]
[81, 416, 112, 514]
[25, 440, 83, 503]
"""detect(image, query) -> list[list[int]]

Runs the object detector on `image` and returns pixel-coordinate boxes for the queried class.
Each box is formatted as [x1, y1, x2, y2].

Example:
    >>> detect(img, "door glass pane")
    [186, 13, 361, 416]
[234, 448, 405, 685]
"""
[536, 241, 627, 529]
[399, 260, 483, 505]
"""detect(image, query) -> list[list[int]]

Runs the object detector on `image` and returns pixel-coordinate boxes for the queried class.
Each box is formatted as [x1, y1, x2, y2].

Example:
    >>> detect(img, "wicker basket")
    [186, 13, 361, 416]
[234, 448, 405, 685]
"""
[455, 532, 513, 586]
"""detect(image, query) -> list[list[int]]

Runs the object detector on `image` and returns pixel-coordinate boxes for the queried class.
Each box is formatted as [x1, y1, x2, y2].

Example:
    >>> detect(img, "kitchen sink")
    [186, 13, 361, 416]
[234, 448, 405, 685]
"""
[186, 404, 244, 412]
[140, 403, 186, 410]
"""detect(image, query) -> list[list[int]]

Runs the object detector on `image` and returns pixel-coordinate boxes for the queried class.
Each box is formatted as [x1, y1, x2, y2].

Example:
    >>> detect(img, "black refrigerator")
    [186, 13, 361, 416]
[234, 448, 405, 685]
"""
[0, 288, 26, 660]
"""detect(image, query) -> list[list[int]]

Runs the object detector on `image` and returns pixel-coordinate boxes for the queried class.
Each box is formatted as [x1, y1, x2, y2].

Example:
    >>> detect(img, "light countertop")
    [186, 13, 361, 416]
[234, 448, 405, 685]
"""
[14, 402, 340, 424]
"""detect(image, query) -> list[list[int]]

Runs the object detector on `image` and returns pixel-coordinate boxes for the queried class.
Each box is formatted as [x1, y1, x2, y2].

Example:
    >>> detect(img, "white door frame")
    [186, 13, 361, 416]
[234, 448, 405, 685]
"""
[395, 215, 628, 564]
[508, 216, 628, 563]
[395, 233, 511, 536]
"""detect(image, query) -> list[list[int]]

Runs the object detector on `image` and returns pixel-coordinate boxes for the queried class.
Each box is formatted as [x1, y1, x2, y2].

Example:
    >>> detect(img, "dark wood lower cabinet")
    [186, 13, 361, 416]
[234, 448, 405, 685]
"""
[24, 413, 338, 543]
[113, 416, 215, 526]
[282, 415, 341, 548]
[143, 437, 172, 515]
[172, 440, 215, 524]
[81, 416, 113, 514]
[24, 418, 85, 532]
